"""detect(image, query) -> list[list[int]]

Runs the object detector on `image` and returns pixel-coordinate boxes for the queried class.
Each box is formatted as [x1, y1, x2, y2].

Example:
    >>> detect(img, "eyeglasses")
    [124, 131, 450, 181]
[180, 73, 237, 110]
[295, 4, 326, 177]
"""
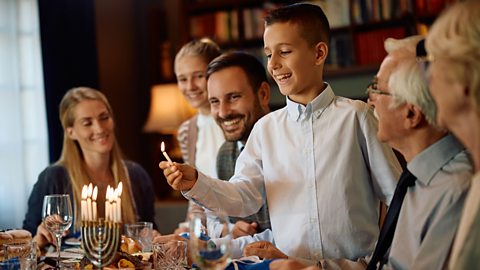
[365, 81, 392, 97]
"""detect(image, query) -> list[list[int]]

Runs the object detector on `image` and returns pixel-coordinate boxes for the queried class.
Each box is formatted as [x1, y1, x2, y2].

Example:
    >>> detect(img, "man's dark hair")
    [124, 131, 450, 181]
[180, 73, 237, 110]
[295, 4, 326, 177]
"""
[206, 51, 268, 92]
[265, 3, 331, 47]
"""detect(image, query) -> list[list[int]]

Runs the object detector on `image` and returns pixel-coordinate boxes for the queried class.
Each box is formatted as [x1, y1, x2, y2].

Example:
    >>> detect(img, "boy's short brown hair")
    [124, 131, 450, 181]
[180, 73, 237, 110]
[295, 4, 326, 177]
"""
[265, 3, 330, 47]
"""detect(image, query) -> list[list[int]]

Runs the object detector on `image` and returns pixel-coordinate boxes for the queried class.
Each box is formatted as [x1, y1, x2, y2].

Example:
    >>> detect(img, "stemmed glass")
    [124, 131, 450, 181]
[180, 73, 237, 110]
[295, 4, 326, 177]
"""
[189, 211, 232, 270]
[42, 194, 73, 269]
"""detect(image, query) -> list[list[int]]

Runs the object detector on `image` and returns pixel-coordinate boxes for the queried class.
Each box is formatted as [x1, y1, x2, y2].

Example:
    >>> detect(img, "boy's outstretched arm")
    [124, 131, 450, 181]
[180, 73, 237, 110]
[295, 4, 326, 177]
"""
[158, 161, 198, 191]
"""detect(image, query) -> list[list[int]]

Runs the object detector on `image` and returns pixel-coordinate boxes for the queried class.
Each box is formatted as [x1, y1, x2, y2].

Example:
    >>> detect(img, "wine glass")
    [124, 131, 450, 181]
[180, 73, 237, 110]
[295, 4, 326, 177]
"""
[189, 211, 231, 270]
[42, 194, 73, 269]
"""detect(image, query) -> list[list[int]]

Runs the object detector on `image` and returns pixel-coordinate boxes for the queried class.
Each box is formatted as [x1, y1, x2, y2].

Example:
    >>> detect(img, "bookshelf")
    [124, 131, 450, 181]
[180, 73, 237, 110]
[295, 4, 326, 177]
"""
[172, 0, 456, 97]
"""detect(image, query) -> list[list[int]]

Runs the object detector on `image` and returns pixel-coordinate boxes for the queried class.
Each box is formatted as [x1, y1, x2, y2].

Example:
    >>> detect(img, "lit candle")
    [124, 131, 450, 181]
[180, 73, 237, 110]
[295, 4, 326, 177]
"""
[111, 192, 117, 222]
[81, 185, 87, 220]
[92, 186, 98, 221]
[116, 182, 123, 222]
[106, 186, 112, 221]
[161, 141, 173, 165]
[87, 183, 93, 221]
[109, 187, 114, 221]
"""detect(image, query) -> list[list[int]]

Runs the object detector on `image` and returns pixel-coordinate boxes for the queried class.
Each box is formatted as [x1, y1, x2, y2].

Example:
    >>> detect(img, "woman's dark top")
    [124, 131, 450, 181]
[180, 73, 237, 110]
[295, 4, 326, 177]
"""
[22, 161, 156, 235]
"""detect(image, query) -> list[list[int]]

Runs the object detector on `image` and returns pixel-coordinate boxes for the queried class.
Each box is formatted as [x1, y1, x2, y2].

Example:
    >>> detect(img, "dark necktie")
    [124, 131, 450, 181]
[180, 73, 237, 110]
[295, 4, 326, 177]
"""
[367, 169, 417, 270]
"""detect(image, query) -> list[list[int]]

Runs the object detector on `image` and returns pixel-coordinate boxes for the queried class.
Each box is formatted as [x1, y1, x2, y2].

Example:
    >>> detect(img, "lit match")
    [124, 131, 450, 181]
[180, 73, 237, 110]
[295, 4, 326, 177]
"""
[161, 141, 173, 165]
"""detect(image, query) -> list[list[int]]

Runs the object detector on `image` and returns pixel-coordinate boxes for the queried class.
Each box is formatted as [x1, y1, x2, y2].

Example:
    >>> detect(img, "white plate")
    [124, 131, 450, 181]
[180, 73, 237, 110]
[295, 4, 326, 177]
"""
[64, 237, 81, 246]
[45, 247, 83, 259]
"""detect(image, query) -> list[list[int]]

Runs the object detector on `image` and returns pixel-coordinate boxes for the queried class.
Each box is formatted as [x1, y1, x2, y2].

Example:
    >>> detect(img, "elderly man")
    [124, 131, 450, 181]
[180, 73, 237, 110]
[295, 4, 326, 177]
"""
[270, 36, 473, 270]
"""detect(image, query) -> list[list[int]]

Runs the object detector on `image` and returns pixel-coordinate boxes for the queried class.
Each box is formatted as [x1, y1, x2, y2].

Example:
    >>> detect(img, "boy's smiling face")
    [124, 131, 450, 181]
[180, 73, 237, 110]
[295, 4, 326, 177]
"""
[264, 22, 327, 105]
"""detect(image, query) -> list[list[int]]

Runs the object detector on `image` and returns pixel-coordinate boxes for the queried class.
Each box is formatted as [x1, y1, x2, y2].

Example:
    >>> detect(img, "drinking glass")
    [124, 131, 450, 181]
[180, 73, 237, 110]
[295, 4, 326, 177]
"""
[42, 194, 73, 269]
[189, 211, 231, 270]
[3, 240, 37, 270]
[124, 222, 153, 252]
[153, 240, 187, 270]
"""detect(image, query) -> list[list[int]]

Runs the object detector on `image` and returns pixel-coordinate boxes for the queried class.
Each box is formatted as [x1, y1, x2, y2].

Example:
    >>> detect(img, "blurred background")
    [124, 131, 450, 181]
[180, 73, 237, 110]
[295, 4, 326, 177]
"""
[0, 0, 450, 232]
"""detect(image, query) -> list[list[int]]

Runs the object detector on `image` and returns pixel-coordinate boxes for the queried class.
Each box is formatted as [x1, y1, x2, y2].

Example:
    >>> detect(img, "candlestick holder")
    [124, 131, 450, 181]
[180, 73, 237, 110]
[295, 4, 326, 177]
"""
[81, 219, 120, 268]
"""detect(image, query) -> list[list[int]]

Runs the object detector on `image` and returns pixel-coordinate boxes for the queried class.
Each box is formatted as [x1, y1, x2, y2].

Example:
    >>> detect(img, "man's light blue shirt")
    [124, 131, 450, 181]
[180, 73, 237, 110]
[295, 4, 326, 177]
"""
[388, 134, 472, 269]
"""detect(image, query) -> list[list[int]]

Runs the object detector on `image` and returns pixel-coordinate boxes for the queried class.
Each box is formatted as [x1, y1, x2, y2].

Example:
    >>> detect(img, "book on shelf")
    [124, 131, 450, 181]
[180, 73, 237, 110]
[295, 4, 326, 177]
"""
[190, 10, 239, 42]
[354, 27, 406, 65]
[313, 0, 350, 28]
[326, 33, 354, 69]
[353, 0, 413, 24]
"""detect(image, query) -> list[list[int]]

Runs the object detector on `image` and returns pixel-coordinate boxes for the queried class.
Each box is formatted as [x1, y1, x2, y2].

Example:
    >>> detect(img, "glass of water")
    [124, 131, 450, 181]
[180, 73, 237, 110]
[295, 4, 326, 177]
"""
[189, 211, 231, 270]
[42, 194, 73, 269]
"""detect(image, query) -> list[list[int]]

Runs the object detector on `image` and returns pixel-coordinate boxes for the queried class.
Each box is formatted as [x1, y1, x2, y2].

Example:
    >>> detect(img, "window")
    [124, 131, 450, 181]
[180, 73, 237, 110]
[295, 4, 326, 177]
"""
[0, 0, 48, 229]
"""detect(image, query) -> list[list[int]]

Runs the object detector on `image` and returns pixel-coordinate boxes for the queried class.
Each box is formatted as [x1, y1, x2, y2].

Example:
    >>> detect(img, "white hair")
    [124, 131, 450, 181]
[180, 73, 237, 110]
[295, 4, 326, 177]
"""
[385, 36, 437, 126]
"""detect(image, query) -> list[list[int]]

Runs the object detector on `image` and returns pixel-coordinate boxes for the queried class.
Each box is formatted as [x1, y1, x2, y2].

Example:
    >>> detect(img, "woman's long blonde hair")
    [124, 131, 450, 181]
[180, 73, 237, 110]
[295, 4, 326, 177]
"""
[57, 87, 137, 229]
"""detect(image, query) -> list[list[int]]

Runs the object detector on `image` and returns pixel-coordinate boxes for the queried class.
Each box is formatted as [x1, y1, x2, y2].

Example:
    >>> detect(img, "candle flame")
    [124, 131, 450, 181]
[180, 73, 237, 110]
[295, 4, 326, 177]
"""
[117, 182, 123, 197]
[92, 186, 98, 201]
[81, 185, 88, 199]
[161, 141, 166, 152]
[87, 183, 93, 197]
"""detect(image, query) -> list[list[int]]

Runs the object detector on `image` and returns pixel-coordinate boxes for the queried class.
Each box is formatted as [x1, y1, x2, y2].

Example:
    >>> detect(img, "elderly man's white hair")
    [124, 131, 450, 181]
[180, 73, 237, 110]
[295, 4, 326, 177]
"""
[384, 35, 438, 127]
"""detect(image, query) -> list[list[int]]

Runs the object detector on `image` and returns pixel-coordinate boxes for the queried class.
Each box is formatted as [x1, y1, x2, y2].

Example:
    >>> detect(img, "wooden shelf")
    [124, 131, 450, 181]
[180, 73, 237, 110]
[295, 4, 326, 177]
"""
[177, 0, 448, 81]
[187, 0, 261, 15]
[325, 64, 379, 78]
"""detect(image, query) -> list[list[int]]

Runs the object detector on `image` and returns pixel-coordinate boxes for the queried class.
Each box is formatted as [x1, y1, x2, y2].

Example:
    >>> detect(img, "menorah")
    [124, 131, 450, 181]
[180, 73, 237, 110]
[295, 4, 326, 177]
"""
[81, 219, 121, 268]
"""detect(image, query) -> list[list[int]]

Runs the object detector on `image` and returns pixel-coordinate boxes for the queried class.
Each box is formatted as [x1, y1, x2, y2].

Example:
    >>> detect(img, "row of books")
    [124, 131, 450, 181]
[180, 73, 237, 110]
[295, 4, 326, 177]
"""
[189, 7, 268, 42]
[353, 0, 413, 24]
[188, 0, 352, 43]
[353, 0, 458, 24]
[222, 26, 407, 70]
[225, 27, 406, 72]
[190, 10, 239, 42]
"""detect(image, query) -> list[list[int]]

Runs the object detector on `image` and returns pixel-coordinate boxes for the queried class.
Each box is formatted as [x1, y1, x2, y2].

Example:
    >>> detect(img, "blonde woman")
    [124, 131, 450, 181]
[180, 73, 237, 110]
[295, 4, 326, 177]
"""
[424, 1, 480, 268]
[23, 87, 156, 249]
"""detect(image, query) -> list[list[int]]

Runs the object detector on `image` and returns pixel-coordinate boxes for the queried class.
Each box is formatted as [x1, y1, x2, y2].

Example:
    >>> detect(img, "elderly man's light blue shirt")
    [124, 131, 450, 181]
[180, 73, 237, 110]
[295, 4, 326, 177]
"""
[388, 134, 472, 269]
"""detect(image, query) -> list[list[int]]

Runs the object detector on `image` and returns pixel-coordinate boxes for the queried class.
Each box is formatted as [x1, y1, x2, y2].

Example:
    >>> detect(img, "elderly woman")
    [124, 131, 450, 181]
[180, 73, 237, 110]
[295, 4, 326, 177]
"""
[424, 1, 480, 268]
[23, 87, 157, 249]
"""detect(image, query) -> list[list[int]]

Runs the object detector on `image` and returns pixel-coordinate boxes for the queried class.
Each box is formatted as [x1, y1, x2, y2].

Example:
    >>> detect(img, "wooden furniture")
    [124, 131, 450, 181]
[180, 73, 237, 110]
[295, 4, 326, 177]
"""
[172, 0, 456, 79]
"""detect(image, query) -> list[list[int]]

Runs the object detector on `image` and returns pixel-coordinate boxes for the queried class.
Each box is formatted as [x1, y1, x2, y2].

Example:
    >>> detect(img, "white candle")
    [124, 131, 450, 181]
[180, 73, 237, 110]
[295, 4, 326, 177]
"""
[106, 186, 112, 221]
[116, 183, 123, 222]
[112, 197, 117, 222]
[161, 141, 173, 165]
[92, 186, 98, 221]
[87, 183, 93, 221]
[81, 185, 88, 220]
[108, 187, 115, 221]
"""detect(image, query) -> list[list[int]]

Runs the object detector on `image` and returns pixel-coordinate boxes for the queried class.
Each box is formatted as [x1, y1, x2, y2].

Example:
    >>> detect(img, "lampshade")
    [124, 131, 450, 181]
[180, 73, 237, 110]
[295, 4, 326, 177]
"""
[144, 84, 196, 134]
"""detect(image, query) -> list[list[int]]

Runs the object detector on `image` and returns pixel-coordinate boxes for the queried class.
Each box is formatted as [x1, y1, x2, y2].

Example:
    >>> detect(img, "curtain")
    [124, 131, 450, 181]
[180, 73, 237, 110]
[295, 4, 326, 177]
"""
[0, 0, 48, 229]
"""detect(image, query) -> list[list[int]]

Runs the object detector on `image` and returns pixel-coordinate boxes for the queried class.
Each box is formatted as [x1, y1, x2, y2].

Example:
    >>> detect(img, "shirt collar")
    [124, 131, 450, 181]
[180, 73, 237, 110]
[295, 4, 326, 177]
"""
[285, 83, 335, 122]
[197, 113, 213, 128]
[408, 133, 465, 186]
[237, 141, 245, 152]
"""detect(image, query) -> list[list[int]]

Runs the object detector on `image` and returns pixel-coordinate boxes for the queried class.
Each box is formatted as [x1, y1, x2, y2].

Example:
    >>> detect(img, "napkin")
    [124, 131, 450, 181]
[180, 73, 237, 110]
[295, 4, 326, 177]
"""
[226, 258, 275, 270]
